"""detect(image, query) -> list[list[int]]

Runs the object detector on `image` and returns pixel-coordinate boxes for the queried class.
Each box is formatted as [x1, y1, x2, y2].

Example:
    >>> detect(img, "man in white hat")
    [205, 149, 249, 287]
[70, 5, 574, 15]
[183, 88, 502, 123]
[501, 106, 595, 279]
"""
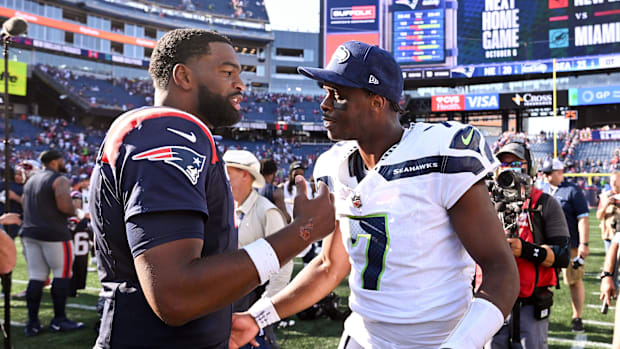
[223, 149, 292, 348]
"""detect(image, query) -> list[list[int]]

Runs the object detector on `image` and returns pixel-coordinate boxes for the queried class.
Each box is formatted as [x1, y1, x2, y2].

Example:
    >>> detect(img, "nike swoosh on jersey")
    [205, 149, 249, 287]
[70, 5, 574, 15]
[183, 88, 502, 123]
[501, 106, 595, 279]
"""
[461, 128, 474, 146]
[167, 128, 197, 143]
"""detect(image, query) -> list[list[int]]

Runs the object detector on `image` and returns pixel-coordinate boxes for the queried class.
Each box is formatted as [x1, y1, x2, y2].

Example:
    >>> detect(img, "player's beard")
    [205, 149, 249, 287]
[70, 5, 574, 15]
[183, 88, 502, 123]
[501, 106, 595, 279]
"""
[197, 84, 241, 128]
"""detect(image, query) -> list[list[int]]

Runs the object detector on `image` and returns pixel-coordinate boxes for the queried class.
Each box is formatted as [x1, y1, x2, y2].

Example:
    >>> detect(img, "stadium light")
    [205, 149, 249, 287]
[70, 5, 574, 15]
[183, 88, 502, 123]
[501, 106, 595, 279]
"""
[1, 16, 28, 349]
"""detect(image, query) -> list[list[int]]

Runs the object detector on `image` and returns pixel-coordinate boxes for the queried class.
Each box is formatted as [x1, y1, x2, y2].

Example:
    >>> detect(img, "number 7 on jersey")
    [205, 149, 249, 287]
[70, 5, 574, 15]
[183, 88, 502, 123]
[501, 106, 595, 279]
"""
[346, 214, 390, 291]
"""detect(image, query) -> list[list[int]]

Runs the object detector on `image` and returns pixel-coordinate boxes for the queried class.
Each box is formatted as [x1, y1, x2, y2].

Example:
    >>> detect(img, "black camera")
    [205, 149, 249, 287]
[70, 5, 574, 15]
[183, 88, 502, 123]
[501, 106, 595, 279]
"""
[489, 170, 533, 238]
[572, 256, 584, 269]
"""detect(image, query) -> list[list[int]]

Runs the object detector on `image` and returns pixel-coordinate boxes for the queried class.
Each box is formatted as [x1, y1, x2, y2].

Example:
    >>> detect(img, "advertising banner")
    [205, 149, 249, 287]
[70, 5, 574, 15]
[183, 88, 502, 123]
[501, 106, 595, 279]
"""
[0, 60, 27, 97]
[431, 94, 464, 111]
[569, 85, 620, 106]
[500, 90, 568, 109]
[0, 6, 156, 48]
[464, 93, 500, 111]
[324, 0, 380, 65]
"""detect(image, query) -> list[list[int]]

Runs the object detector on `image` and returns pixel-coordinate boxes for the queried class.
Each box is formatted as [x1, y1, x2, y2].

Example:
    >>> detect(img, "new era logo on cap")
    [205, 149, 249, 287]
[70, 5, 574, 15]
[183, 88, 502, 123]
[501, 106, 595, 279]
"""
[297, 41, 403, 104]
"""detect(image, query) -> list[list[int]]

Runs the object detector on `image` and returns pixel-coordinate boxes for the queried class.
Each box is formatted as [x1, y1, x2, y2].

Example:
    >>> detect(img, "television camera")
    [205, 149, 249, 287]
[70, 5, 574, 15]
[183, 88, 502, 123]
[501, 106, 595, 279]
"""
[488, 170, 533, 238]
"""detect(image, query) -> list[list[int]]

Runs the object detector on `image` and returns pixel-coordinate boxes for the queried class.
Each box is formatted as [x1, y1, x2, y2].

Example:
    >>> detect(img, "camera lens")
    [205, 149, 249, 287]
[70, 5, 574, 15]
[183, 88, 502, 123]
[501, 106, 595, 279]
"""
[497, 171, 515, 188]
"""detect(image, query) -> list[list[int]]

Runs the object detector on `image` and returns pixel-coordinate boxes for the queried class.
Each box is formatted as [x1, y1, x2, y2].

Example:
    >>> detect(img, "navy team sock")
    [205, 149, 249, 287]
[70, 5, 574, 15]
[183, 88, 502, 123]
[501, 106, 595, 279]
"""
[51, 278, 71, 320]
[25, 280, 45, 325]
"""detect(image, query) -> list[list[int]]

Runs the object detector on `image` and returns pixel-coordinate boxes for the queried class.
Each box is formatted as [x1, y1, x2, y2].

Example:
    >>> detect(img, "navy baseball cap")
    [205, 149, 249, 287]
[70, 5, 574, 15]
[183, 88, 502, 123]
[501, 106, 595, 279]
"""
[298, 41, 403, 104]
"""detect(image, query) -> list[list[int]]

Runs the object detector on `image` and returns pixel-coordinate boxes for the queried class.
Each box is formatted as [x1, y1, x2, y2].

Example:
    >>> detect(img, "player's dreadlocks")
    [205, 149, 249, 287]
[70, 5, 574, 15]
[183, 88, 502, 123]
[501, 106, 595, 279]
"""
[149, 28, 232, 90]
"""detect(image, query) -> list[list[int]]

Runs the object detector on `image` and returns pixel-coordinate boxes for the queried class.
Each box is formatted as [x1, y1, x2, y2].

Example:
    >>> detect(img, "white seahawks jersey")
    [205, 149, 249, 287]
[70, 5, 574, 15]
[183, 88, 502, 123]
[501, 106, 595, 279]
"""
[314, 122, 499, 334]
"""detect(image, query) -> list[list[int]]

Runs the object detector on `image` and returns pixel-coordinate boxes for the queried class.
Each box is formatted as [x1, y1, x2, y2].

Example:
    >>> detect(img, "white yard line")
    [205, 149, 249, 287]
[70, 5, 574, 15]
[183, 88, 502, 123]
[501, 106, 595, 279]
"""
[0, 321, 26, 327]
[12, 278, 100, 293]
[548, 335, 612, 348]
[588, 304, 615, 310]
[67, 303, 97, 311]
[570, 333, 587, 349]
[583, 319, 615, 327]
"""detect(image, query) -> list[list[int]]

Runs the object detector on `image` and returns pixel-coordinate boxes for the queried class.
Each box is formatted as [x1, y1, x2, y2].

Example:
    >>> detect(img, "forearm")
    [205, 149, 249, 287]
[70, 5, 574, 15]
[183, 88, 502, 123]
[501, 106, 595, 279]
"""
[597, 201, 608, 220]
[603, 242, 619, 274]
[138, 220, 316, 326]
[476, 255, 519, 317]
[272, 251, 349, 319]
[578, 217, 590, 245]
[0, 230, 16, 274]
[540, 245, 556, 267]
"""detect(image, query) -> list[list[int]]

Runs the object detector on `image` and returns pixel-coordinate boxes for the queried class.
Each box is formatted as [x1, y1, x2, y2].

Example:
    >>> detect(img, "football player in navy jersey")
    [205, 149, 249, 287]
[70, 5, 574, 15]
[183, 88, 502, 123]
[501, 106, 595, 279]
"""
[90, 29, 335, 348]
[230, 41, 519, 349]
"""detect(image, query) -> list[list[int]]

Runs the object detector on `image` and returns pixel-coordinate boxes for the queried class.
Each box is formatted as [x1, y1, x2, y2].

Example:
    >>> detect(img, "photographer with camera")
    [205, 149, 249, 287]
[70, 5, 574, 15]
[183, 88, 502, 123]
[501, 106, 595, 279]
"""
[488, 142, 569, 349]
[541, 158, 590, 332]
[598, 171, 620, 252]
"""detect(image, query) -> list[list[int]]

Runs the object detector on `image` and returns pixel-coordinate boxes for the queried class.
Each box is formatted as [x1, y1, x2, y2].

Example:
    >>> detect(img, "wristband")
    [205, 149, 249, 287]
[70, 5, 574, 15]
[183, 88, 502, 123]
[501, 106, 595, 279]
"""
[242, 238, 280, 285]
[248, 297, 281, 329]
[580, 242, 589, 246]
[440, 298, 504, 349]
[520, 238, 548, 264]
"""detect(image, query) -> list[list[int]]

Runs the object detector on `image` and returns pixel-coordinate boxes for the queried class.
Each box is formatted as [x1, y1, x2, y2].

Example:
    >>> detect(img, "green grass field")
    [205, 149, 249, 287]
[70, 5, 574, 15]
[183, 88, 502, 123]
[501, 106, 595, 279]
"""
[0, 210, 615, 348]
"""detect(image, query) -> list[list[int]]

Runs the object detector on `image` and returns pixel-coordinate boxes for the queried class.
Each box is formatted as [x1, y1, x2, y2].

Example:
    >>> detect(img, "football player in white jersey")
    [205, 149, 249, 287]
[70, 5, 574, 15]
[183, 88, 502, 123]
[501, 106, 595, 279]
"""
[230, 41, 519, 349]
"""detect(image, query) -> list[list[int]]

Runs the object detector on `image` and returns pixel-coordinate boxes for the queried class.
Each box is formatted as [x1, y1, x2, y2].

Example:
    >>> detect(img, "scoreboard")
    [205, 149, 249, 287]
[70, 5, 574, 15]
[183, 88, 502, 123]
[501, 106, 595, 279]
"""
[392, 1, 445, 64]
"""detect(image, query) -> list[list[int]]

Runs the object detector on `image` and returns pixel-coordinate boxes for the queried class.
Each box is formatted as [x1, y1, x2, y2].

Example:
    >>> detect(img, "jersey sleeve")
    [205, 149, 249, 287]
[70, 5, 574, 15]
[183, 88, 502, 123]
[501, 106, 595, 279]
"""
[313, 146, 337, 193]
[437, 122, 499, 209]
[116, 115, 214, 221]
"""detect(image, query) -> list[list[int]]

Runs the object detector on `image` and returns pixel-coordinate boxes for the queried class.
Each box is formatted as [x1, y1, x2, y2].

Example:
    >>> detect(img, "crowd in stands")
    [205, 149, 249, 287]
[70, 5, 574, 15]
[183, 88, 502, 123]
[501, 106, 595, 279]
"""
[36, 65, 153, 111]
[142, 0, 268, 20]
[37, 65, 326, 124]
[240, 92, 323, 123]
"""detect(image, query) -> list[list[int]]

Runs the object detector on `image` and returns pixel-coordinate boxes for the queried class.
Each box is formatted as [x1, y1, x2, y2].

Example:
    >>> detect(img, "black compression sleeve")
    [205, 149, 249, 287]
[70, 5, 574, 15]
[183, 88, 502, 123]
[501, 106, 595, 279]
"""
[519, 238, 548, 264]
[547, 236, 570, 269]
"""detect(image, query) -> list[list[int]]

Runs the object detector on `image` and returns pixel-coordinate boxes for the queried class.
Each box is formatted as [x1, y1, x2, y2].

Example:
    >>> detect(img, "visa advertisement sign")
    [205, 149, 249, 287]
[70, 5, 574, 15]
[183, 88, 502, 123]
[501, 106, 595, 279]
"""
[569, 85, 620, 106]
[465, 93, 499, 111]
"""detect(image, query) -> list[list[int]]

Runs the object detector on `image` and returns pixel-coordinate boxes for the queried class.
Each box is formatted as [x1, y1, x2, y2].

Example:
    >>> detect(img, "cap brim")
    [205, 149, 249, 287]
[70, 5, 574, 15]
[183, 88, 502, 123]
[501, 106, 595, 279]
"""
[297, 66, 362, 89]
[225, 163, 265, 189]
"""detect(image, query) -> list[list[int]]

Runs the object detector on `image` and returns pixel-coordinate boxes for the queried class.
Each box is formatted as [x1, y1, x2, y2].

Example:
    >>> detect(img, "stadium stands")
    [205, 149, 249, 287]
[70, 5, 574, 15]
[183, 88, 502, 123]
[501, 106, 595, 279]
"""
[142, 0, 269, 20]
[36, 64, 325, 124]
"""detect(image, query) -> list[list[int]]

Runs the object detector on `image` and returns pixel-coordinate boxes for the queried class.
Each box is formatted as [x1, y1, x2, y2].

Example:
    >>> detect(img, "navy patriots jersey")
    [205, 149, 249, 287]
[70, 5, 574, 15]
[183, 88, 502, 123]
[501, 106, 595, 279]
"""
[90, 106, 237, 348]
[69, 217, 92, 296]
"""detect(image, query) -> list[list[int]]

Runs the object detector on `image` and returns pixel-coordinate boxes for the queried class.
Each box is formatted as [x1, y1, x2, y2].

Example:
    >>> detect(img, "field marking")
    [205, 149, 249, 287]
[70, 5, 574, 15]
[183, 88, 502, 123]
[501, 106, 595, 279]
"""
[588, 304, 616, 310]
[583, 319, 614, 327]
[571, 333, 587, 349]
[0, 321, 26, 327]
[548, 336, 612, 348]
[11, 278, 101, 293]
[67, 303, 97, 311]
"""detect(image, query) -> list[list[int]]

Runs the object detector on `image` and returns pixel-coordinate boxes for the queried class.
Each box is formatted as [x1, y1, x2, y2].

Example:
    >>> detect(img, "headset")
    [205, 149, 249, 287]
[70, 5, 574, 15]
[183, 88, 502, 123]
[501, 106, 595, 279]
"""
[500, 141, 537, 178]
